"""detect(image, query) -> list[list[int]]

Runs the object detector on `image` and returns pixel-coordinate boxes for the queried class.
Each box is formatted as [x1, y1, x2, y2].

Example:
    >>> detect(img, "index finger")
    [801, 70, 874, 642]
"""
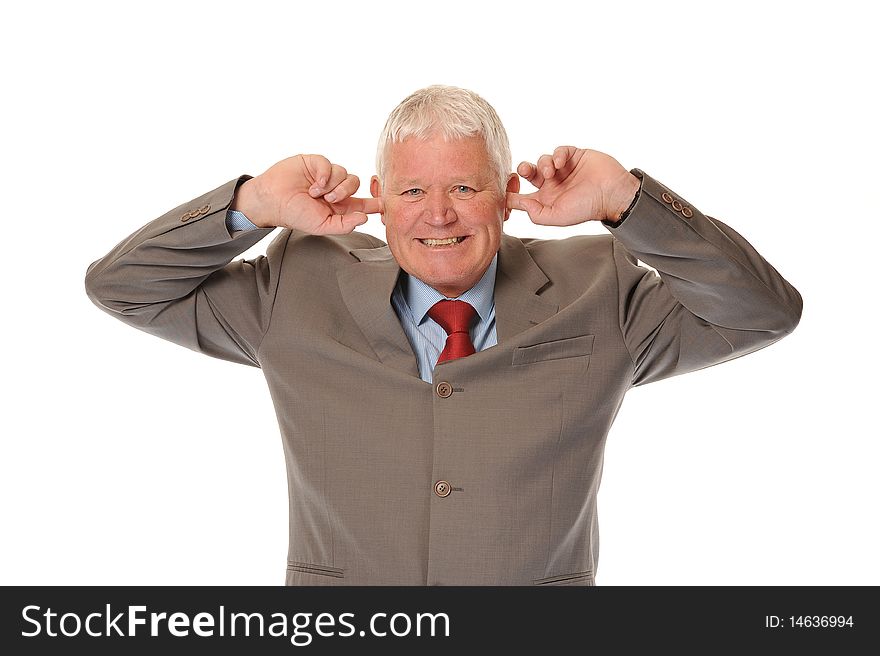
[337, 196, 383, 215]
[506, 191, 541, 216]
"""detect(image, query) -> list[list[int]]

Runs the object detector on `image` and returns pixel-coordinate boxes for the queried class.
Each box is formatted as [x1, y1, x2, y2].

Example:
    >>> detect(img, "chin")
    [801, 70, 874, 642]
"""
[428, 275, 474, 298]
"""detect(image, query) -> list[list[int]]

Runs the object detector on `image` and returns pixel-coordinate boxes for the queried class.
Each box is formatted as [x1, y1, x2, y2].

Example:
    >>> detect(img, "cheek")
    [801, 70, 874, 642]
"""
[466, 197, 505, 225]
[473, 212, 505, 238]
[384, 203, 418, 228]
[383, 209, 417, 245]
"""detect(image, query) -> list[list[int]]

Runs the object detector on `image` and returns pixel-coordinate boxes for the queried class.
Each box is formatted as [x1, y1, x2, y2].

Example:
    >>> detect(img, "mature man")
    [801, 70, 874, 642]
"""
[85, 85, 802, 585]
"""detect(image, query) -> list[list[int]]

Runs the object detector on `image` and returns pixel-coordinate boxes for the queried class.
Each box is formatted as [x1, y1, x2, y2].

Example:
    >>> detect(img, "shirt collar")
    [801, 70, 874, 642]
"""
[403, 253, 498, 325]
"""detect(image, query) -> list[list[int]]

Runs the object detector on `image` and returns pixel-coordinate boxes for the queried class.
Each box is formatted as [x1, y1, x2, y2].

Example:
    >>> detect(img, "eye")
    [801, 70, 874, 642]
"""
[403, 188, 423, 197]
[455, 185, 476, 194]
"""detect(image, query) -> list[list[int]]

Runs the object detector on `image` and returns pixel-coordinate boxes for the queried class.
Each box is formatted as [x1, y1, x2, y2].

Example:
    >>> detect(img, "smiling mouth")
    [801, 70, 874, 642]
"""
[419, 236, 469, 247]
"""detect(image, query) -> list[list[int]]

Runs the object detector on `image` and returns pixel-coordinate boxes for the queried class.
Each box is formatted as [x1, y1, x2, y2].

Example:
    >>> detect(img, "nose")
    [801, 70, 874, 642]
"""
[422, 191, 457, 226]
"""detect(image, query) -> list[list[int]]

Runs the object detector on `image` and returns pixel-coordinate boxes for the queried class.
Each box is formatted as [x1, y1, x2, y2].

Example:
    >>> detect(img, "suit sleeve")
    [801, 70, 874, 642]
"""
[607, 170, 803, 387]
[84, 176, 286, 367]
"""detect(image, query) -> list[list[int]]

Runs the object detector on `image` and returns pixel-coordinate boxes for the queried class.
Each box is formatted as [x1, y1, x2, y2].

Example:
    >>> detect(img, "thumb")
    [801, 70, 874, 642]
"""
[338, 211, 370, 233]
[316, 210, 369, 235]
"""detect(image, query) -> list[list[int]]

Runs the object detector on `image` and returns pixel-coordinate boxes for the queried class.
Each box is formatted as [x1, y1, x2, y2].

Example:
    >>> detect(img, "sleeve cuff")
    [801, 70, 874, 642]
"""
[225, 209, 259, 233]
[602, 169, 644, 229]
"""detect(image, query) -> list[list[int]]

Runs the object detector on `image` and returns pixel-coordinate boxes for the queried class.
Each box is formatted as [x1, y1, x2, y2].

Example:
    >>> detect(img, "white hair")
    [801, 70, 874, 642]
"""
[375, 85, 511, 191]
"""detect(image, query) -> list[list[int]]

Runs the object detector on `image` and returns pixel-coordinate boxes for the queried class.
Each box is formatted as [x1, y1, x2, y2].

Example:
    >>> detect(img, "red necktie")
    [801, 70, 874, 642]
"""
[428, 300, 477, 364]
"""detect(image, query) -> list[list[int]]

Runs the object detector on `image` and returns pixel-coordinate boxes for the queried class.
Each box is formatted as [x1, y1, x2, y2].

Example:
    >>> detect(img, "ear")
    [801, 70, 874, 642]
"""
[504, 173, 520, 222]
[370, 176, 386, 225]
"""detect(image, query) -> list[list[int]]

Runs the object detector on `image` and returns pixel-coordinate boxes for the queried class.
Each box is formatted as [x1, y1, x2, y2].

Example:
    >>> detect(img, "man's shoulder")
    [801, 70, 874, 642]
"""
[509, 232, 615, 262]
[500, 233, 620, 299]
[270, 229, 388, 264]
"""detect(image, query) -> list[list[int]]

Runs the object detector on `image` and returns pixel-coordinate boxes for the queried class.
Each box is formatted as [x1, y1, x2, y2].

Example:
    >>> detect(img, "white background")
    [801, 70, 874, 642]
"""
[2, 0, 876, 586]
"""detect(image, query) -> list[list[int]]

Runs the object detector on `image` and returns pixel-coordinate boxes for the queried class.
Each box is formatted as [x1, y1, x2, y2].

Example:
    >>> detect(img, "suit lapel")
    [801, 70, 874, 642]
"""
[494, 234, 558, 343]
[338, 244, 420, 378]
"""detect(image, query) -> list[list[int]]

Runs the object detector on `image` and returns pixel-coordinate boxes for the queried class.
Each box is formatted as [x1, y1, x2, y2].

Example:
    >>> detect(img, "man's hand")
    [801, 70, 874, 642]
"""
[507, 146, 640, 225]
[231, 155, 382, 234]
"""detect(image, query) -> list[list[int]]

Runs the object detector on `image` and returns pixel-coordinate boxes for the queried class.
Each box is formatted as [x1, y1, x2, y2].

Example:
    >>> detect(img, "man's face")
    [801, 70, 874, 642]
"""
[371, 134, 518, 298]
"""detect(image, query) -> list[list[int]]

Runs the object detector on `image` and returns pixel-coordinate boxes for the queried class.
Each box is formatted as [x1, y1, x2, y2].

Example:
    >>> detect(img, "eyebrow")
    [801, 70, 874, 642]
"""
[393, 175, 484, 188]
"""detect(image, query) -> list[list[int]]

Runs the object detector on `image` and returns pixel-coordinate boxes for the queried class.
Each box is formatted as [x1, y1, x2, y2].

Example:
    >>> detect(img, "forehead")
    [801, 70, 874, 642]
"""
[385, 134, 491, 182]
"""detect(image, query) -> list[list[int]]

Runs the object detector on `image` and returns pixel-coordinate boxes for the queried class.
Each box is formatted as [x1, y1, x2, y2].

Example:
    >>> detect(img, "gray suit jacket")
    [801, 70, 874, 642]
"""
[85, 171, 802, 585]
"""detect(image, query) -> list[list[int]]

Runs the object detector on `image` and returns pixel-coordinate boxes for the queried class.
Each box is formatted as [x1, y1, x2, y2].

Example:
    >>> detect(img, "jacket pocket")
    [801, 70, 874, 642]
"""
[286, 561, 345, 580]
[533, 570, 595, 586]
[512, 334, 594, 366]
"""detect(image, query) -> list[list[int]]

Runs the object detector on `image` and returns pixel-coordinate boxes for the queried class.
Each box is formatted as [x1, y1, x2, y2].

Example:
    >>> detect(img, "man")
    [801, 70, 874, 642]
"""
[85, 85, 802, 585]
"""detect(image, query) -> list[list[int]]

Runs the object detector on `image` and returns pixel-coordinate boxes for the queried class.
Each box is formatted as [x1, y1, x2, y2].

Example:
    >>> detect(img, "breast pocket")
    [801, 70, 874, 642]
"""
[511, 334, 594, 366]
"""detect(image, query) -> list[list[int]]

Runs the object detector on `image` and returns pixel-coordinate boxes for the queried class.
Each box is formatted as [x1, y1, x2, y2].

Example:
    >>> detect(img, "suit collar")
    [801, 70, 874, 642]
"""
[339, 234, 558, 375]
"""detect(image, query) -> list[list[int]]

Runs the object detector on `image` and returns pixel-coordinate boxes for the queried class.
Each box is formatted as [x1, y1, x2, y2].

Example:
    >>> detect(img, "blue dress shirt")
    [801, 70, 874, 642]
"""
[390, 257, 497, 383]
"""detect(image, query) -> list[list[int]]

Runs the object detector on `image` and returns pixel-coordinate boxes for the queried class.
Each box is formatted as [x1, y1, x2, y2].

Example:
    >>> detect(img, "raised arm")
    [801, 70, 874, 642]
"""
[508, 146, 802, 386]
[85, 155, 382, 366]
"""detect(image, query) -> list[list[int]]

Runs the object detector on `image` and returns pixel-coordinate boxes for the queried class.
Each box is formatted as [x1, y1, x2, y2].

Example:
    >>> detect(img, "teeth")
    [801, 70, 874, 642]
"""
[421, 237, 463, 246]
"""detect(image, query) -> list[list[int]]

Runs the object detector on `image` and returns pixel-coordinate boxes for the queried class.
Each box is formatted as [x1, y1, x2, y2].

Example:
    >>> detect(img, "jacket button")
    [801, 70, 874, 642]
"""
[661, 192, 674, 204]
[671, 200, 683, 212]
[435, 381, 453, 398]
[199, 204, 211, 214]
[681, 206, 694, 218]
[434, 480, 451, 497]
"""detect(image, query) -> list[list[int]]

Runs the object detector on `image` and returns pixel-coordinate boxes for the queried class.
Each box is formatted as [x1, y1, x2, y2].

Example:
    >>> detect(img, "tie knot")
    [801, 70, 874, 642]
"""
[427, 300, 476, 336]
[428, 301, 477, 335]
[428, 300, 477, 364]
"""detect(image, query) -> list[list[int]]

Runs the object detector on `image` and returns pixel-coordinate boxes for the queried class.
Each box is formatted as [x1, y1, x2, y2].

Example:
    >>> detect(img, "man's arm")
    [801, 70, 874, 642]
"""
[508, 147, 802, 387]
[85, 155, 381, 366]
[85, 177, 279, 366]
[606, 170, 801, 386]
